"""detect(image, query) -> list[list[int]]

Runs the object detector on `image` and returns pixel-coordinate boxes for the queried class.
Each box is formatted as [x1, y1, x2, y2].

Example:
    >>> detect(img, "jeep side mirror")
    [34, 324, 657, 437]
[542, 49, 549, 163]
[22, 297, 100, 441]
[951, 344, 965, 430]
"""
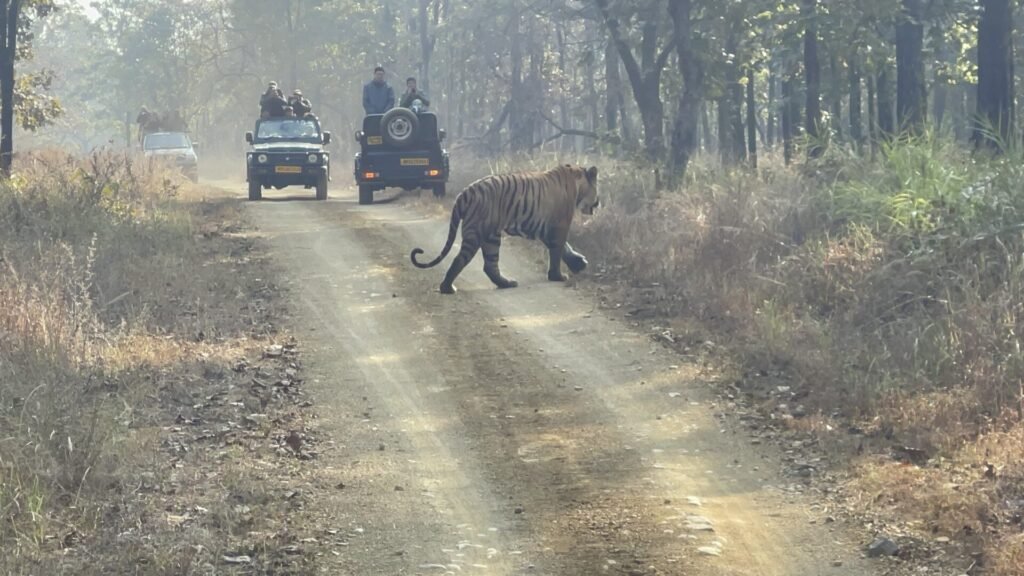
[439, 128, 447, 142]
[354, 130, 364, 143]
[245, 131, 253, 144]
[323, 132, 332, 145]
[192, 142, 200, 150]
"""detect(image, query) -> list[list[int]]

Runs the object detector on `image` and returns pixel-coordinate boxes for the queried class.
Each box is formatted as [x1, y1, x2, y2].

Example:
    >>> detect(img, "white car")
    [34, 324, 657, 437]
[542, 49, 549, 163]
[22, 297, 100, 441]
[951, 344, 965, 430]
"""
[142, 132, 199, 182]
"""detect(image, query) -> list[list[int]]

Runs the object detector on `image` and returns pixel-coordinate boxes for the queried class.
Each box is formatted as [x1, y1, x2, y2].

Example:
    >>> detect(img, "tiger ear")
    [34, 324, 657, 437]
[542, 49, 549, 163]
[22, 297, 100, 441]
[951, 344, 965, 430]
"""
[586, 166, 598, 183]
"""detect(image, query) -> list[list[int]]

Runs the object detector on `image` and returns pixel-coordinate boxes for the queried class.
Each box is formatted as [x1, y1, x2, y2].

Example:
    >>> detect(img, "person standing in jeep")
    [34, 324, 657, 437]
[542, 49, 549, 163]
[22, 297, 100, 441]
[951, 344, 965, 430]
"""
[260, 82, 289, 118]
[363, 66, 395, 115]
[289, 89, 313, 117]
[399, 77, 431, 109]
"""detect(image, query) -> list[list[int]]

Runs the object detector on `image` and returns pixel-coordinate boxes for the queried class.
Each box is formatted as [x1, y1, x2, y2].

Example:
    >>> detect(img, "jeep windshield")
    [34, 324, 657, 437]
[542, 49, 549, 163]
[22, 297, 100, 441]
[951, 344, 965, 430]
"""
[255, 119, 321, 143]
[144, 133, 191, 150]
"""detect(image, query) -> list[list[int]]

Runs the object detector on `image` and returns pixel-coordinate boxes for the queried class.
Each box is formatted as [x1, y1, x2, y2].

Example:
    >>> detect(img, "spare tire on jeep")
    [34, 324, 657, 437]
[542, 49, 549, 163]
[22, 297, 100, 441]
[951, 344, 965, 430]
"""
[381, 107, 419, 148]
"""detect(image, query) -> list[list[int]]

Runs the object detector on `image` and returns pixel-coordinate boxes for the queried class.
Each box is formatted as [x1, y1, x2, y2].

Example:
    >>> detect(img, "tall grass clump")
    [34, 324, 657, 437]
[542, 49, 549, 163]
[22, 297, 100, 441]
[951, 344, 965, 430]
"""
[567, 138, 1024, 439]
[541, 136, 1024, 570]
[0, 151, 219, 572]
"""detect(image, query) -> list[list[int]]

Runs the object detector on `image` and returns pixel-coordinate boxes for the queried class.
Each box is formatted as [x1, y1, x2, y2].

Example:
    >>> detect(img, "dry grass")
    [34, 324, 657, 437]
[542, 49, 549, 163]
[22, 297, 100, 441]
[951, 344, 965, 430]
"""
[441, 144, 1024, 574]
[990, 534, 1024, 576]
[0, 149, 308, 574]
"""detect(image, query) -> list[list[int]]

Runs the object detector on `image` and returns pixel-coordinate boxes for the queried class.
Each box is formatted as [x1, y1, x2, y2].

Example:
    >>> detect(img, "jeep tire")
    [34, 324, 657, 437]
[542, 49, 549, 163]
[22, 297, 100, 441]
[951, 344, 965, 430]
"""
[380, 107, 419, 148]
[358, 185, 373, 205]
[248, 178, 262, 201]
[432, 183, 446, 198]
[315, 172, 328, 200]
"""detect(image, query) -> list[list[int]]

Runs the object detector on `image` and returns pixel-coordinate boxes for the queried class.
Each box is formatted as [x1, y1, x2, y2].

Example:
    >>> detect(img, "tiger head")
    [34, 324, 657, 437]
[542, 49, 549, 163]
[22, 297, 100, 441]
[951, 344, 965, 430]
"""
[573, 165, 600, 215]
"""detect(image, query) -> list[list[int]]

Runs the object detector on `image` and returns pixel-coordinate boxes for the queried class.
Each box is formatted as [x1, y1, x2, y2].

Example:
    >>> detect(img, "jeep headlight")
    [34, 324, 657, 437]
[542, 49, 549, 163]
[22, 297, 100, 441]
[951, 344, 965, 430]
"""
[257, 154, 268, 164]
[307, 153, 318, 164]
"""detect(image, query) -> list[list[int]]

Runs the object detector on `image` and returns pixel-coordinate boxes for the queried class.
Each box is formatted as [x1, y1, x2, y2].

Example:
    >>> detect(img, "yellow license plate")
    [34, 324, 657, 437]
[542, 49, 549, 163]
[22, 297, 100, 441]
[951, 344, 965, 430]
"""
[400, 158, 429, 166]
[274, 166, 302, 174]
[367, 136, 382, 145]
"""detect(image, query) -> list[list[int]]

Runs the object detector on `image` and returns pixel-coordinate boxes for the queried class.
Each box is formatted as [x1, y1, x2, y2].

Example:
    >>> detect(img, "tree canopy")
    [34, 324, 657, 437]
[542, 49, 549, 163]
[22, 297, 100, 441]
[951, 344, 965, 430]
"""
[12, 0, 1016, 172]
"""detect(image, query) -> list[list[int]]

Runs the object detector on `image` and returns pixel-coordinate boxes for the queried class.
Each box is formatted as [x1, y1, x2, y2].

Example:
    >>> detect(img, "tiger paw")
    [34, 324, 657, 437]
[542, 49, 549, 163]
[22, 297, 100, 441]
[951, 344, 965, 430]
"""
[565, 255, 588, 274]
[440, 283, 457, 294]
[548, 271, 568, 282]
[497, 279, 519, 289]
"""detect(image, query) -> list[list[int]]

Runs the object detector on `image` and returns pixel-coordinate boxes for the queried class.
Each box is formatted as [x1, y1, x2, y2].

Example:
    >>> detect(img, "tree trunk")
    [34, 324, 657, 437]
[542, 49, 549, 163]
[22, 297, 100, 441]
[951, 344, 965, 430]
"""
[528, 45, 543, 148]
[557, 23, 572, 152]
[954, 83, 968, 141]
[975, 0, 1014, 150]
[849, 59, 863, 150]
[746, 66, 757, 169]
[456, 45, 467, 138]
[717, 99, 729, 164]
[417, 0, 434, 94]
[701, 100, 712, 152]
[605, 41, 621, 133]
[867, 71, 877, 159]
[830, 51, 843, 140]
[586, 66, 599, 147]
[767, 65, 776, 147]
[724, 30, 745, 163]
[508, 9, 533, 153]
[782, 76, 795, 165]
[877, 64, 895, 139]
[0, 0, 19, 176]
[933, 36, 951, 132]
[933, 79, 948, 133]
[286, 0, 300, 91]
[667, 0, 702, 183]
[637, 78, 666, 162]
[965, 80, 977, 141]
[896, 0, 926, 134]
[596, 0, 672, 162]
[802, 0, 822, 157]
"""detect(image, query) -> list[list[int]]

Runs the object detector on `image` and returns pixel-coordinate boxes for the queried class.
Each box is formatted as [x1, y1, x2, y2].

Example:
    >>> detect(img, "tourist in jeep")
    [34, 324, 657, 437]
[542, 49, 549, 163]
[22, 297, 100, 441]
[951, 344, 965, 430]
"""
[399, 77, 430, 110]
[289, 89, 313, 117]
[260, 82, 289, 118]
[259, 81, 278, 108]
[363, 66, 395, 115]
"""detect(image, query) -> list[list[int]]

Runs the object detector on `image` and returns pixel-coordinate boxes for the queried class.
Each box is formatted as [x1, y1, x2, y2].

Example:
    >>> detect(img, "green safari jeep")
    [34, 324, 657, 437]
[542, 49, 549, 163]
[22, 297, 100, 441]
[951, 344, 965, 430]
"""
[245, 117, 332, 200]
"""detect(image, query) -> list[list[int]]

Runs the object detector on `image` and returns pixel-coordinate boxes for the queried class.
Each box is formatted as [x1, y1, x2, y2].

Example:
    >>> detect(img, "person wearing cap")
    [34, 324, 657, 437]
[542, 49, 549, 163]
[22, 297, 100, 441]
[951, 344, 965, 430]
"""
[260, 82, 278, 107]
[260, 82, 288, 118]
[289, 89, 312, 117]
[259, 82, 284, 117]
[399, 77, 430, 109]
[362, 66, 395, 115]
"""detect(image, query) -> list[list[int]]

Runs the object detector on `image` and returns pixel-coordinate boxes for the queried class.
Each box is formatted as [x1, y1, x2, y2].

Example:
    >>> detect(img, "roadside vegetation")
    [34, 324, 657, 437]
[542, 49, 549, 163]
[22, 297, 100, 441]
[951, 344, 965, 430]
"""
[443, 136, 1024, 575]
[0, 152, 317, 574]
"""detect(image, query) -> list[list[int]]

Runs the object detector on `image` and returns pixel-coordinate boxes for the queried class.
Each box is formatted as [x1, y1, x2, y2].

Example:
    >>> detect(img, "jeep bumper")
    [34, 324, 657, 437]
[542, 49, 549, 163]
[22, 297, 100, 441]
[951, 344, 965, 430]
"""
[354, 152, 449, 188]
[249, 165, 327, 188]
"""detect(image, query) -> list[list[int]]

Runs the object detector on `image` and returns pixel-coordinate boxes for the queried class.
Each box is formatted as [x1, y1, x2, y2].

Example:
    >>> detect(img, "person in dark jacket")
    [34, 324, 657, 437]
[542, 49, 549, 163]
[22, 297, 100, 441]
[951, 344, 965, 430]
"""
[399, 77, 430, 109]
[259, 82, 278, 110]
[362, 66, 395, 115]
[289, 89, 312, 117]
[260, 86, 289, 118]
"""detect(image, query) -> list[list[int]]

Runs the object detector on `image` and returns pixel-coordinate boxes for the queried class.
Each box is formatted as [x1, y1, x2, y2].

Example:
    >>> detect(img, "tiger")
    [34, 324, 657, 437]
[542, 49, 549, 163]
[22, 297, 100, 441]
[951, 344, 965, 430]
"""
[410, 164, 600, 294]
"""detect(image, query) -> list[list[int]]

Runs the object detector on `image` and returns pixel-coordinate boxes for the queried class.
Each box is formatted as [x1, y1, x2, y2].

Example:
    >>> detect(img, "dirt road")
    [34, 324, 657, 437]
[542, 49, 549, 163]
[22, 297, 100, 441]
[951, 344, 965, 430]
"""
[245, 186, 881, 576]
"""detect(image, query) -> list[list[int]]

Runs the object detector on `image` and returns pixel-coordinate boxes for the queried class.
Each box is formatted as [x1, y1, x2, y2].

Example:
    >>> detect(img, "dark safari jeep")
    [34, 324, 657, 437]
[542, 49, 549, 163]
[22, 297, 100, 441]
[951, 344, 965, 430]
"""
[354, 106, 449, 205]
[246, 117, 332, 201]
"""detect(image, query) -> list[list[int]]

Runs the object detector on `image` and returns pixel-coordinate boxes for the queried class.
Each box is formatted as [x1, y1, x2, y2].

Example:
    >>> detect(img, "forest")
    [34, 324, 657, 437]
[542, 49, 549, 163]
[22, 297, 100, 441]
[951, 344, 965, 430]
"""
[2, 0, 1024, 574]
[10, 1, 1013, 168]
